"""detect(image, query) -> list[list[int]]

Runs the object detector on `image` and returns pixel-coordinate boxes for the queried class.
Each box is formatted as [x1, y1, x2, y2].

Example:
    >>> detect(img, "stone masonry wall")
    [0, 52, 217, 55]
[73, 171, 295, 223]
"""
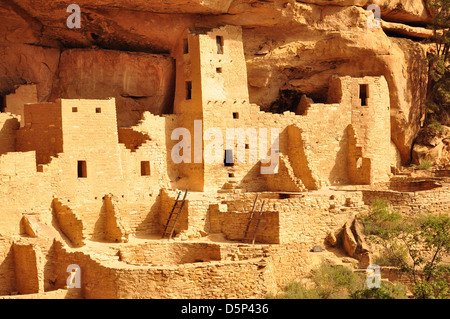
[0, 237, 15, 295]
[50, 240, 277, 299]
[362, 183, 450, 214]
[209, 204, 280, 244]
[118, 242, 222, 266]
[16, 102, 63, 165]
[0, 113, 19, 155]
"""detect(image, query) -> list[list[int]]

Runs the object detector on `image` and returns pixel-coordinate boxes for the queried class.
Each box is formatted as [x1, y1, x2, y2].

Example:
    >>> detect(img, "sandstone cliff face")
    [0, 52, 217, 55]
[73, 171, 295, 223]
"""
[0, 0, 432, 162]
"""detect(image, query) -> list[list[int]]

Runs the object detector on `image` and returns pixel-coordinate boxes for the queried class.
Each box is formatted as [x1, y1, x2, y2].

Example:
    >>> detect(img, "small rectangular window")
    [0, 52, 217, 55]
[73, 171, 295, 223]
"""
[72, 107, 78, 113]
[233, 112, 239, 119]
[216, 36, 224, 54]
[183, 38, 189, 54]
[185, 81, 192, 100]
[96, 108, 101, 113]
[216, 67, 222, 73]
[77, 161, 87, 178]
[359, 84, 368, 106]
[224, 149, 234, 167]
[141, 161, 150, 176]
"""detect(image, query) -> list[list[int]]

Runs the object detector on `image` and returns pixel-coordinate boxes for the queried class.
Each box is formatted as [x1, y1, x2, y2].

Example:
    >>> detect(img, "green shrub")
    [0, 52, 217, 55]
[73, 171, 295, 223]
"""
[267, 263, 409, 299]
[413, 280, 449, 299]
[374, 246, 409, 268]
[427, 119, 444, 134]
[266, 281, 320, 299]
[311, 263, 365, 299]
[350, 281, 408, 299]
[362, 199, 402, 237]
[268, 263, 366, 299]
[412, 158, 433, 170]
[350, 287, 394, 299]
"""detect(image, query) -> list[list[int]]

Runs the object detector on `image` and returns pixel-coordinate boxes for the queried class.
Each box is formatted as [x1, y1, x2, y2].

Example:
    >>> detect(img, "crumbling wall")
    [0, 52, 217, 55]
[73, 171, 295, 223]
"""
[118, 128, 151, 152]
[297, 101, 351, 186]
[52, 199, 85, 247]
[102, 195, 128, 243]
[130, 111, 178, 187]
[0, 151, 52, 236]
[0, 238, 15, 295]
[348, 124, 371, 185]
[51, 241, 116, 299]
[12, 242, 43, 294]
[16, 101, 63, 165]
[286, 124, 320, 190]
[4, 84, 37, 127]
[264, 153, 305, 192]
[0, 113, 19, 155]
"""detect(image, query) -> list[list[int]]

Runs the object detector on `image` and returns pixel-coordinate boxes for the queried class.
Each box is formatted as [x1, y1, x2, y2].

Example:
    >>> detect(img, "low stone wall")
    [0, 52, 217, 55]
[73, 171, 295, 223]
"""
[217, 191, 366, 246]
[210, 206, 280, 244]
[118, 242, 222, 266]
[50, 240, 277, 299]
[0, 288, 81, 299]
[362, 183, 450, 213]
[389, 179, 443, 192]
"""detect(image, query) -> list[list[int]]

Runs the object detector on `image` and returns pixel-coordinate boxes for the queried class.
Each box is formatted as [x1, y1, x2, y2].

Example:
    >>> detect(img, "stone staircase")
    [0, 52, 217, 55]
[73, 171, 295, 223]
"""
[278, 153, 307, 192]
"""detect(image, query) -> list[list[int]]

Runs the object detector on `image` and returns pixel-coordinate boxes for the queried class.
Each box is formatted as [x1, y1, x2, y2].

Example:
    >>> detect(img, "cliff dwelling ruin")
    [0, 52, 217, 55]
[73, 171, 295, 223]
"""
[0, 1, 449, 299]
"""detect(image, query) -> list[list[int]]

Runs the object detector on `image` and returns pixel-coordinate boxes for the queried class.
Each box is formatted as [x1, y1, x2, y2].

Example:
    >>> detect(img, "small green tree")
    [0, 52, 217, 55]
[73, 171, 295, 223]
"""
[363, 202, 450, 299]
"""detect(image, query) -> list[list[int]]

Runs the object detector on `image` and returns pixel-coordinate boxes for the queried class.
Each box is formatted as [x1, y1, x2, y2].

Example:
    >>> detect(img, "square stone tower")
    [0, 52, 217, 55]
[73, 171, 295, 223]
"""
[173, 25, 249, 116]
[171, 25, 249, 191]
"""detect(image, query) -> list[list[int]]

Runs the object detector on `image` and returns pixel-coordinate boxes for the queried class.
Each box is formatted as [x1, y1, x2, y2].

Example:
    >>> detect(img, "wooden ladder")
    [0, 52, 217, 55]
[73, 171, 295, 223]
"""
[161, 190, 188, 239]
[243, 195, 265, 244]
